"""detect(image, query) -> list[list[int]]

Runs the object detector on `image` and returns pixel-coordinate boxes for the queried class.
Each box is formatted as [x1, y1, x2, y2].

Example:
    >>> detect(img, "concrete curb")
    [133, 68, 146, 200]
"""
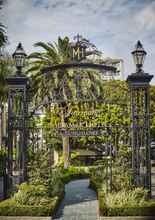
[0, 217, 155, 220]
[0, 217, 52, 220]
[100, 217, 155, 220]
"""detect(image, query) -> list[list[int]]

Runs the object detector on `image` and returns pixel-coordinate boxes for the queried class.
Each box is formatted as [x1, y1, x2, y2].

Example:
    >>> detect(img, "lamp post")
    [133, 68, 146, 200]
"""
[12, 42, 27, 75]
[6, 43, 29, 192]
[127, 41, 153, 196]
[132, 41, 147, 73]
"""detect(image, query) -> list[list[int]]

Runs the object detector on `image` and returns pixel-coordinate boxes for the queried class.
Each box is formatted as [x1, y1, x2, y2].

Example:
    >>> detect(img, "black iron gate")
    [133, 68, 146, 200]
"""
[4, 39, 153, 197]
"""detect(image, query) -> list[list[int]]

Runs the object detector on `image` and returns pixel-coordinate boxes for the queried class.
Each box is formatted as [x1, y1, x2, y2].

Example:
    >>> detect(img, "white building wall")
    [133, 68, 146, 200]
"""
[100, 58, 124, 81]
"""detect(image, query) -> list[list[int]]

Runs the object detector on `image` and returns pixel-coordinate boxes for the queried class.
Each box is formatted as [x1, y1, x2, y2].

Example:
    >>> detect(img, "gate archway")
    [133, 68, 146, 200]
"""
[5, 38, 153, 197]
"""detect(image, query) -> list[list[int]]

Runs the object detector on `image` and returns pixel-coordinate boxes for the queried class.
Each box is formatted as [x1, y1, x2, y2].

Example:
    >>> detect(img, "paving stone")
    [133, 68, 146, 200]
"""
[152, 167, 155, 198]
[53, 179, 98, 220]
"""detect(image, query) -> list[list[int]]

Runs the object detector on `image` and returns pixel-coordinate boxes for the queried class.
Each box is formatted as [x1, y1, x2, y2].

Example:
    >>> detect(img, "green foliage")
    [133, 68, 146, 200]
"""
[28, 147, 51, 185]
[89, 163, 108, 190]
[0, 180, 62, 216]
[13, 183, 49, 206]
[0, 148, 6, 176]
[0, 57, 14, 102]
[61, 166, 89, 183]
[0, 23, 8, 47]
[0, 197, 59, 216]
[106, 188, 147, 207]
[112, 144, 132, 191]
[98, 187, 155, 216]
[42, 110, 62, 151]
[150, 85, 155, 140]
[46, 169, 64, 197]
[28, 143, 65, 198]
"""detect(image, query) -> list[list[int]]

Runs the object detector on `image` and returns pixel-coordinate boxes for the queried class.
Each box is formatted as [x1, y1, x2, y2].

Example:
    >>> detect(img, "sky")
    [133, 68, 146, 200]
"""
[1, 0, 155, 82]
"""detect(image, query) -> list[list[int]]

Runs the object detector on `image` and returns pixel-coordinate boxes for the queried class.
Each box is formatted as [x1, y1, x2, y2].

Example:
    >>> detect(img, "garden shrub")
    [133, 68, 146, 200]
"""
[61, 166, 89, 183]
[29, 159, 65, 198]
[46, 169, 64, 197]
[0, 148, 6, 176]
[98, 187, 155, 216]
[89, 164, 108, 190]
[112, 144, 133, 191]
[0, 197, 59, 216]
[105, 187, 147, 207]
[13, 183, 50, 206]
[0, 181, 64, 216]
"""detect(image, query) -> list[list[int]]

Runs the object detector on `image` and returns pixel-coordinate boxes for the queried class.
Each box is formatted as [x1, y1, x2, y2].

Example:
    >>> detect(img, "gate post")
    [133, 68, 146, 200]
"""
[6, 43, 28, 192]
[6, 76, 29, 186]
[127, 41, 153, 195]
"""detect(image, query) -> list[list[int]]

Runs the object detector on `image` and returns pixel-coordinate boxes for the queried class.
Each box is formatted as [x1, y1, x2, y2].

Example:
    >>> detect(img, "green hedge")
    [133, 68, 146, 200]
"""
[0, 197, 59, 216]
[98, 192, 155, 216]
[107, 205, 155, 216]
[0, 149, 6, 177]
[61, 166, 89, 183]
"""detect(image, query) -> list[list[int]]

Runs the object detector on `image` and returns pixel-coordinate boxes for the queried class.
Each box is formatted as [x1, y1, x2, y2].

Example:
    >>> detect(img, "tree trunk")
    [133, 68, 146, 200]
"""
[54, 149, 59, 166]
[0, 104, 2, 148]
[61, 106, 70, 169]
[63, 136, 70, 169]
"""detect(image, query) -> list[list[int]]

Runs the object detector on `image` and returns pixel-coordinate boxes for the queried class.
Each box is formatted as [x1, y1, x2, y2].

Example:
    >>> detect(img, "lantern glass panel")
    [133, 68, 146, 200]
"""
[136, 51, 145, 66]
[14, 54, 25, 68]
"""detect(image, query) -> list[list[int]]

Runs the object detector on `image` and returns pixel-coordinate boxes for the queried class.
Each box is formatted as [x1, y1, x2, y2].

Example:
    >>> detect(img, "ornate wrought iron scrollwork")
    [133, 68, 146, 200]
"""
[7, 76, 29, 190]
[127, 72, 153, 194]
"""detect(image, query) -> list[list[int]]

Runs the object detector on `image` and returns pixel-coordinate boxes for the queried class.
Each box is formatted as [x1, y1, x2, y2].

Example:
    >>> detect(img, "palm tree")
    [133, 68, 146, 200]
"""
[27, 37, 71, 168]
[0, 21, 8, 150]
[27, 36, 104, 168]
[0, 56, 13, 148]
[0, 23, 7, 49]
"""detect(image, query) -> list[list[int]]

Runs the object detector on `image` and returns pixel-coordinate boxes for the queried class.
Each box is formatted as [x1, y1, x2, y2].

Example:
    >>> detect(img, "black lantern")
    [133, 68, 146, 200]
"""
[12, 43, 27, 74]
[132, 41, 147, 72]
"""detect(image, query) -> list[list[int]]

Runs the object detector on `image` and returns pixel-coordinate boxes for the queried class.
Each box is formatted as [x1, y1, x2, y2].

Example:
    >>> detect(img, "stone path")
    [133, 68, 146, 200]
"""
[152, 166, 155, 198]
[53, 179, 99, 220]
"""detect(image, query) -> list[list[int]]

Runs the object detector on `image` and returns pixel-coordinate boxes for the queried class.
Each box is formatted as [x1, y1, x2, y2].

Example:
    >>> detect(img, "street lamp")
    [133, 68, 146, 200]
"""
[12, 43, 27, 75]
[127, 41, 153, 196]
[132, 40, 147, 72]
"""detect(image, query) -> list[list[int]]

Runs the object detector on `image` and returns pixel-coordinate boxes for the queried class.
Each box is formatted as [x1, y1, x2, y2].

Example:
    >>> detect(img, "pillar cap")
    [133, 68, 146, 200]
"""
[6, 75, 29, 86]
[127, 72, 153, 86]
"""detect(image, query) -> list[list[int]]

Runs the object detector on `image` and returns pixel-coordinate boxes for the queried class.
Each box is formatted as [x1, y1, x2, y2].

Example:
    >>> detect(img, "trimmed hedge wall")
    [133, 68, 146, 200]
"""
[61, 166, 89, 183]
[0, 197, 59, 216]
[106, 206, 155, 216]
[98, 191, 155, 216]
[90, 178, 155, 217]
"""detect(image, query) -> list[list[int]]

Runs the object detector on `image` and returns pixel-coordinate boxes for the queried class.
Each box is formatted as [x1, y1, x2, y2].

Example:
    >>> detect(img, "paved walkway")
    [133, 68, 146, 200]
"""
[53, 179, 99, 220]
[152, 166, 155, 198]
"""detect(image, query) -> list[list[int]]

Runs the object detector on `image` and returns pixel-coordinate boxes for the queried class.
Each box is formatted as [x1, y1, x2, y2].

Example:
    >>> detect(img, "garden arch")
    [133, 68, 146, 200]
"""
[5, 39, 153, 197]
